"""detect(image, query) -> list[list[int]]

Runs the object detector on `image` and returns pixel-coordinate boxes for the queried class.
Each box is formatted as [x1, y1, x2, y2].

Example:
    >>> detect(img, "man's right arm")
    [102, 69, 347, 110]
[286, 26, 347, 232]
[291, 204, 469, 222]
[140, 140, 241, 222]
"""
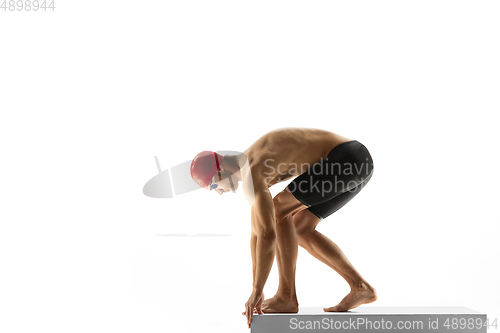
[249, 182, 276, 294]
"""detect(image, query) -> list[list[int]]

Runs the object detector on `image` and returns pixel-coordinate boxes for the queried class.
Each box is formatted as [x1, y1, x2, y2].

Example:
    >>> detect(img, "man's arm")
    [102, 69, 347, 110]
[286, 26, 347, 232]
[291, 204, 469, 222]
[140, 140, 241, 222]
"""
[250, 182, 276, 294]
[250, 209, 257, 287]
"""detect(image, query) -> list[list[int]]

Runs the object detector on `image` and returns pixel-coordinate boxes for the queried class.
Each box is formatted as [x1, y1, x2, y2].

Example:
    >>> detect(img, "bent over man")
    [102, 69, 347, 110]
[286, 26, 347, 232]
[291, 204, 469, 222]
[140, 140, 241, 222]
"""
[190, 128, 377, 328]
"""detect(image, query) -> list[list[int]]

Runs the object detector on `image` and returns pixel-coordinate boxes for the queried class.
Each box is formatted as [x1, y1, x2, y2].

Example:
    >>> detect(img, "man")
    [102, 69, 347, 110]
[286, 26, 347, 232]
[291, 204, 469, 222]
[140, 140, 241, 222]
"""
[190, 128, 377, 328]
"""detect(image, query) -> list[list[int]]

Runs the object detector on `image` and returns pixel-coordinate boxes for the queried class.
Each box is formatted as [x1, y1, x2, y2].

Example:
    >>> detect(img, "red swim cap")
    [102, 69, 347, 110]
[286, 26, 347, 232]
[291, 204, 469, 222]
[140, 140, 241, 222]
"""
[190, 151, 225, 190]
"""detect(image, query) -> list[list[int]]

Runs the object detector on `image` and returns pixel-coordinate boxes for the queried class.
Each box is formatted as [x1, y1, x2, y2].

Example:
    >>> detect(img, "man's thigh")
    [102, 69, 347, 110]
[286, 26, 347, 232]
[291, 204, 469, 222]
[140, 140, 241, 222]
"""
[273, 188, 309, 221]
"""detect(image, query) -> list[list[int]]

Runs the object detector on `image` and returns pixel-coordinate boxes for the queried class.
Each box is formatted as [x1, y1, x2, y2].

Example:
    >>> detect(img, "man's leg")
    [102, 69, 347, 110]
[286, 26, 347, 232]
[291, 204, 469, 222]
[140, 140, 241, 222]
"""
[270, 212, 299, 311]
[259, 186, 377, 313]
[293, 208, 377, 312]
[258, 188, 307, 313]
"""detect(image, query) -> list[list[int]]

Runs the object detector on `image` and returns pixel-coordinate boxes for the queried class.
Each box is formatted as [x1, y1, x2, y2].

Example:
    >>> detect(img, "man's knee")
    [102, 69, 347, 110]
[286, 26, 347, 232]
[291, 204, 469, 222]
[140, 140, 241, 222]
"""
[293, 214, 317, 244]
[295, 223, 314, 241]
[273, 192, 291, 222]
[296, 230, 313, 248]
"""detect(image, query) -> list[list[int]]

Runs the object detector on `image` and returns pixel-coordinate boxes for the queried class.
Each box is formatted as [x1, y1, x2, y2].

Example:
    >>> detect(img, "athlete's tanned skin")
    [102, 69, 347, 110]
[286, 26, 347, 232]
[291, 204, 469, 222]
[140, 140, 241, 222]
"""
[211, 128, 377, 328]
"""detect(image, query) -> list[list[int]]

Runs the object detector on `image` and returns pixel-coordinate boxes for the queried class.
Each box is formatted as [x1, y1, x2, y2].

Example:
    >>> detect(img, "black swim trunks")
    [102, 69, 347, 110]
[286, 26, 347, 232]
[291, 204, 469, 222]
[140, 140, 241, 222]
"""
[288, 140, 374, 219]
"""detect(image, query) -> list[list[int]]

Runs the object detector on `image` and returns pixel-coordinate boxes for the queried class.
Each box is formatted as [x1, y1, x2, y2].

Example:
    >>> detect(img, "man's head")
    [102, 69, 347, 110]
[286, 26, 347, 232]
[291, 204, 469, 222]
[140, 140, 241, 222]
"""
[190, 151, 239, 195]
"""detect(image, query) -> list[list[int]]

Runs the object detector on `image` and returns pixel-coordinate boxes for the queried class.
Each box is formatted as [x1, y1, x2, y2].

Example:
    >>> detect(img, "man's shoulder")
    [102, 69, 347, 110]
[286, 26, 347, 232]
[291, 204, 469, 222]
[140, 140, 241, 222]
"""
[244, 149, 275, 170]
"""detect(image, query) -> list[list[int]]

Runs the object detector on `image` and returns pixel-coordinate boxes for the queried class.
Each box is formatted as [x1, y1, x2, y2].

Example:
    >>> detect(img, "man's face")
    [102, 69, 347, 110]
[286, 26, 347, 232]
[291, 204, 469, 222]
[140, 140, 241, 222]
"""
[210, 169, 238, 195]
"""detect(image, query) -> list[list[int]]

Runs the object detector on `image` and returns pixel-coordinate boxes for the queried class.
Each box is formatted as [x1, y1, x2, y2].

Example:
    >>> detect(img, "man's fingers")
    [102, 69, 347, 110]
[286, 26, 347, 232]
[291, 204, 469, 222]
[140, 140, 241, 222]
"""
[246, 305, 251, 327]
[246, 304, 254, 328]
[248, 310, 253, 328]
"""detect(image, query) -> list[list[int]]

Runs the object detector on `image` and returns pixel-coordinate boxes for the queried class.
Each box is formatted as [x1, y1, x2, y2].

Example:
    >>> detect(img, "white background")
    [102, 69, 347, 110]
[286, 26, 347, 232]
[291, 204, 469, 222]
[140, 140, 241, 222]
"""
[1, 1, 499, 332]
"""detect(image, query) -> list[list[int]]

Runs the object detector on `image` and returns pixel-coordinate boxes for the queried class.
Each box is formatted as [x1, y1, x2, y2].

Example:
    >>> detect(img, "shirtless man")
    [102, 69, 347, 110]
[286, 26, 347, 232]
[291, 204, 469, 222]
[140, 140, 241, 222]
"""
[190, 128, 377, 328]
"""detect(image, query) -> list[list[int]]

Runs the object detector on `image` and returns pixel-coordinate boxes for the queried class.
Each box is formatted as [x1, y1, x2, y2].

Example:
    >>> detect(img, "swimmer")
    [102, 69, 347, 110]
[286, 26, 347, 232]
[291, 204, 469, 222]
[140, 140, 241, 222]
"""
[190, 128, 378, 328]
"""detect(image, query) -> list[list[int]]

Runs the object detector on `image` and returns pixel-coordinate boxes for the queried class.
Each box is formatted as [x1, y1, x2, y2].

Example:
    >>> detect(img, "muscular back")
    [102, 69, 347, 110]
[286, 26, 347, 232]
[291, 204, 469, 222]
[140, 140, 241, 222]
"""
[243, 128, 352, 187]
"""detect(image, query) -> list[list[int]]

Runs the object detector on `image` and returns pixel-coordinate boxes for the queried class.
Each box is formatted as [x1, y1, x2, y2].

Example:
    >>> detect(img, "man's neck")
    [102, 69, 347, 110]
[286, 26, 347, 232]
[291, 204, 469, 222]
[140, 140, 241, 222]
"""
[224, 154, 245, 181]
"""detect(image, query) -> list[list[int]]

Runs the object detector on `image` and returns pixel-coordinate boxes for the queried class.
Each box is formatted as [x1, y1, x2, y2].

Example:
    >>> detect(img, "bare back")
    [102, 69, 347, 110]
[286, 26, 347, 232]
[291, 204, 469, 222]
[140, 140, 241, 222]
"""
[243, 128, 352, 187]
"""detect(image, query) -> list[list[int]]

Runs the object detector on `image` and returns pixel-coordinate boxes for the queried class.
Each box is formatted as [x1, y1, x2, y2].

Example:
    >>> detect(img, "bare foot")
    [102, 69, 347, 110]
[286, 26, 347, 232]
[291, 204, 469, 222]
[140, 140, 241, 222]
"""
[324, 285, 378, 312]
[255, 294, 299, 314]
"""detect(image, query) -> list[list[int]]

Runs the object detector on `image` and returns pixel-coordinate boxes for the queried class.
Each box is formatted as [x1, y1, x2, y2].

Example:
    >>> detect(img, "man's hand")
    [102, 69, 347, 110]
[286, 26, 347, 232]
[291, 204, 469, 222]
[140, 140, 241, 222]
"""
[243, 291, 264, 328]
